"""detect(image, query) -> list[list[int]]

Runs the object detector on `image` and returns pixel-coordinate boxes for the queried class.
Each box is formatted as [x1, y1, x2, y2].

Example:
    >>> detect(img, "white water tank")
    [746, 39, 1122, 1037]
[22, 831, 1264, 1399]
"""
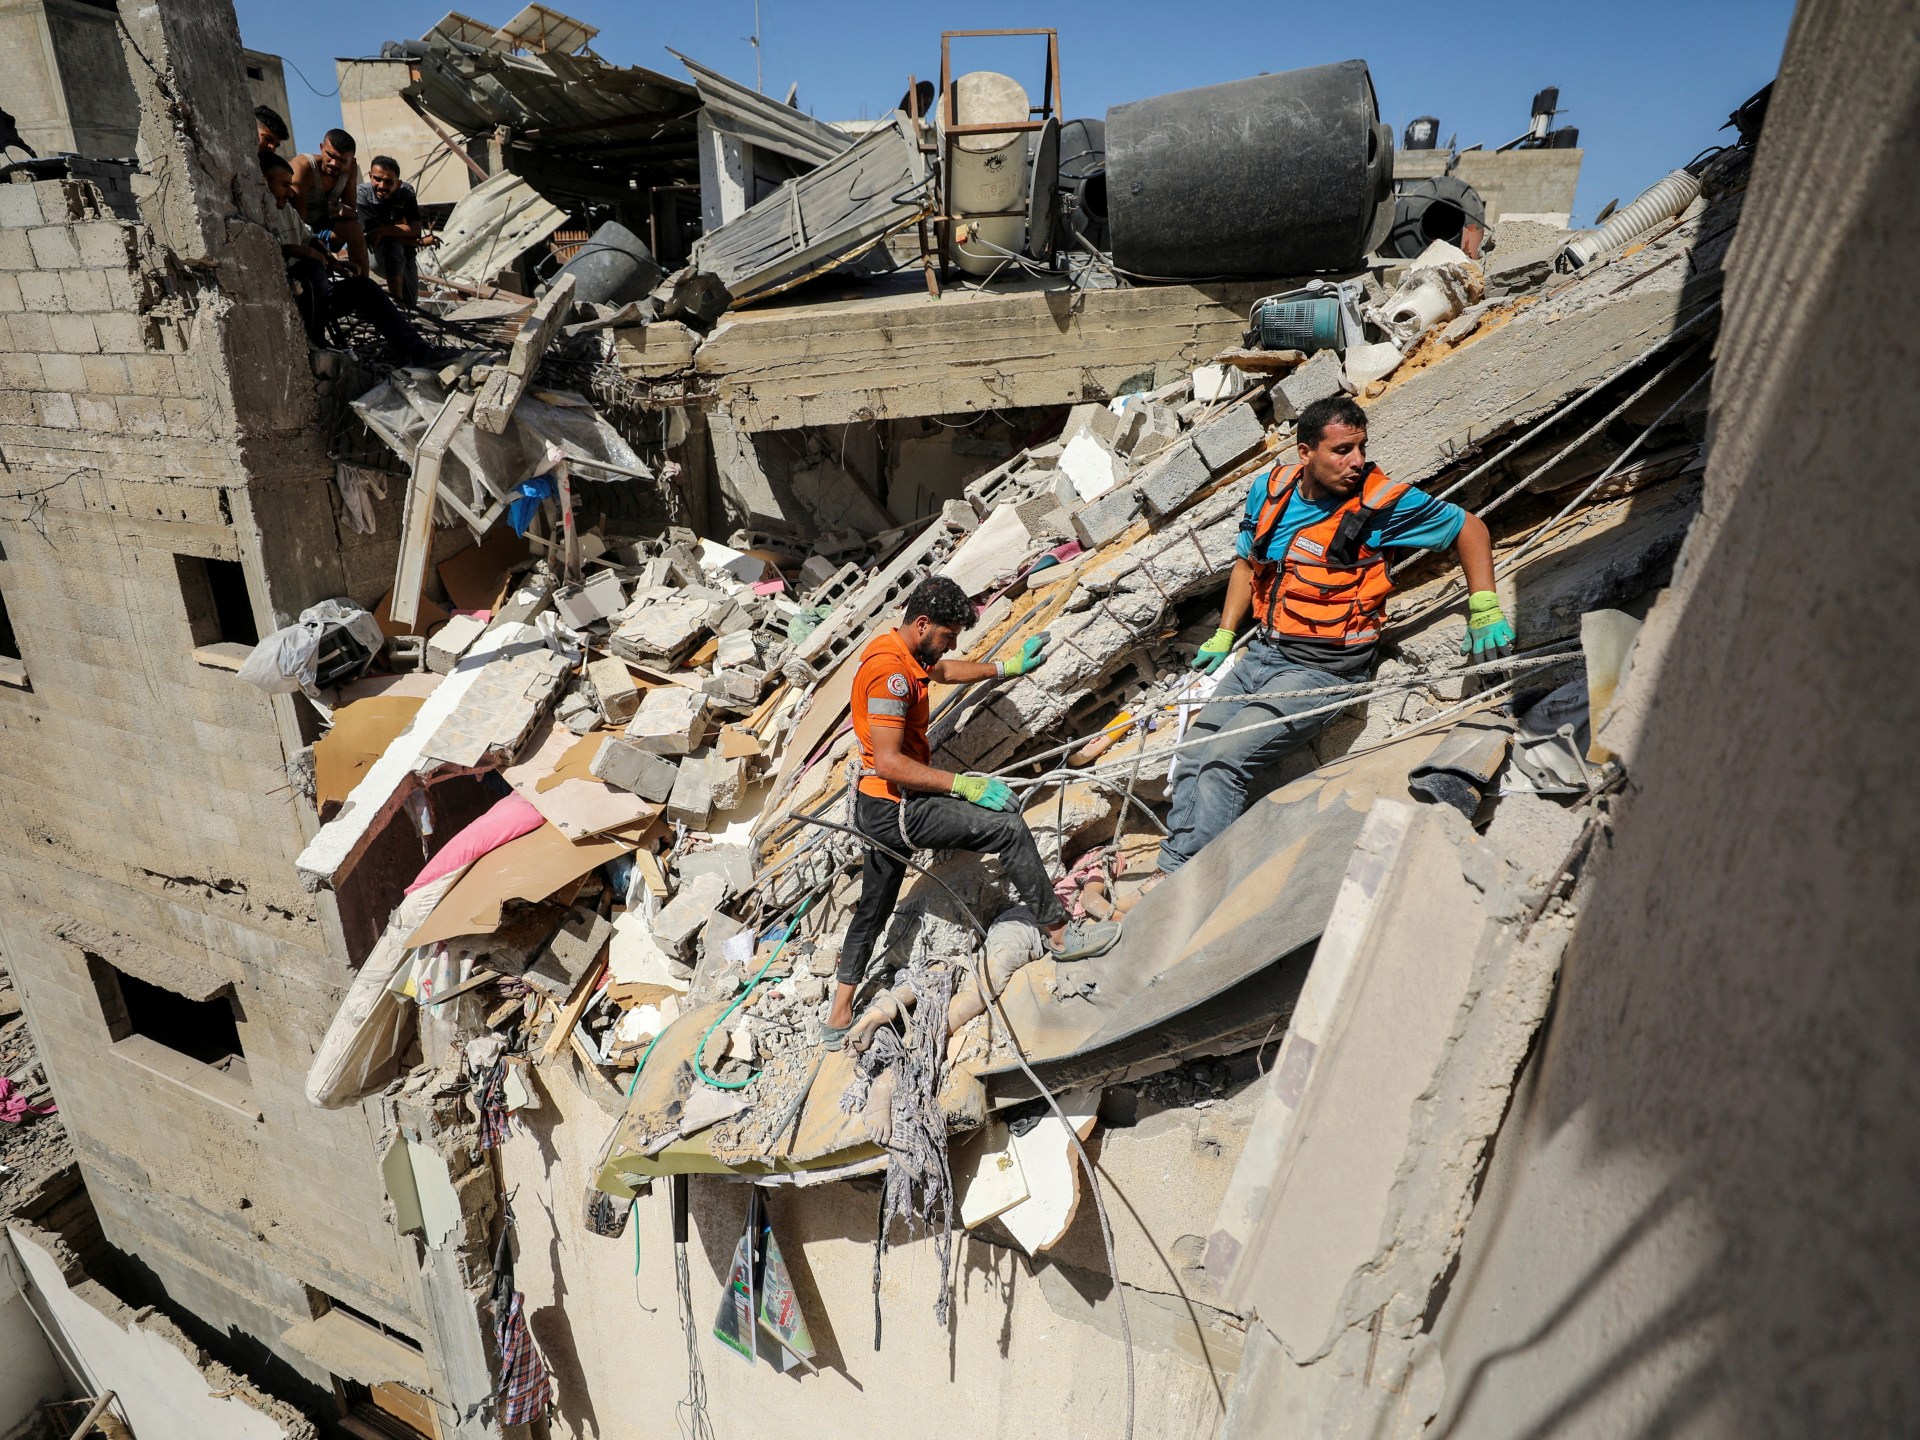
[942, 70, 1031, 276]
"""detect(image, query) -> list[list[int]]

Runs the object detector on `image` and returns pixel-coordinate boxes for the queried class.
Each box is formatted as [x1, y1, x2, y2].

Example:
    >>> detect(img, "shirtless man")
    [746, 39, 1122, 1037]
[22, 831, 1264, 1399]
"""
[289, 129, 368, 278]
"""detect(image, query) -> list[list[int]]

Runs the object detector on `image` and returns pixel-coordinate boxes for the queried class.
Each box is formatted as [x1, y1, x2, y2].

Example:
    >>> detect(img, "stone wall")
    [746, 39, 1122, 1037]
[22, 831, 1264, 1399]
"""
[0, 0, 420, 1409]
[1424, 3, 1920, 1435]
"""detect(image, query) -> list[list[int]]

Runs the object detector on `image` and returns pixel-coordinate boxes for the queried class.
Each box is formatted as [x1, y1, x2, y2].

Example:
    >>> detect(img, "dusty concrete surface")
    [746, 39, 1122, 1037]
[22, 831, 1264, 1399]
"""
[1423, 5, 1920, 1435]
[500, 1055, 1250, 1440]
[7, 1221, 316, 1439]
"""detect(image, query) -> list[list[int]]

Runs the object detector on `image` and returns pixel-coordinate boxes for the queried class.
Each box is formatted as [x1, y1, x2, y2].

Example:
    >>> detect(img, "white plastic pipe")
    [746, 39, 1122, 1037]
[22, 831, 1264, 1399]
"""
[1560, 168, 1702, 270]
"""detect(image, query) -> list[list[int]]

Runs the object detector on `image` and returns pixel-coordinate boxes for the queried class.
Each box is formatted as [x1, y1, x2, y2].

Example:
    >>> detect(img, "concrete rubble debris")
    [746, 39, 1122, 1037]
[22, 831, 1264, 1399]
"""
[0, 9, 1842, 1439]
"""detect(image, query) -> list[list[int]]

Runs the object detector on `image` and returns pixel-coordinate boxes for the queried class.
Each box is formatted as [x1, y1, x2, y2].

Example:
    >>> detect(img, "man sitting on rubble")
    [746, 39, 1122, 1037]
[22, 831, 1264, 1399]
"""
[1145, 394, 1511, 882]
[261, 152, 441, 366]
[289, 128, 369, 278]
[824, 576, 1120, 1046]
[357, 156, 438, 308]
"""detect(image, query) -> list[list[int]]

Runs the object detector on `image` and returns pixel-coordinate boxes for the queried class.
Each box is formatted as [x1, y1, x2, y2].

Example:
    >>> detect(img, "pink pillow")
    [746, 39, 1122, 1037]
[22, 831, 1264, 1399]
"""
[406, 791, 545, 893]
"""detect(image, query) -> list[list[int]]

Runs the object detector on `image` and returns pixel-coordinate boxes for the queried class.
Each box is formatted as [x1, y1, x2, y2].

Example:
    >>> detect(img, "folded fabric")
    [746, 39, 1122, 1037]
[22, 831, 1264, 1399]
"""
[406, 792, 545, 894]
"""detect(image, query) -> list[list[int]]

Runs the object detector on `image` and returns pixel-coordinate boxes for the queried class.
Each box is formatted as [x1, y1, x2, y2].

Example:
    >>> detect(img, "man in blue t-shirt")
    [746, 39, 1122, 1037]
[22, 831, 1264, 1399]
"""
[1148, 394, 1511, 878]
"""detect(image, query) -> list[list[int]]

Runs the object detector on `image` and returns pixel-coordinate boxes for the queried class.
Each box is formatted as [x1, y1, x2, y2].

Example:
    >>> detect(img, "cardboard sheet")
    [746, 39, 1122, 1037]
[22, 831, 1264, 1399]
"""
[440, 525, 531, 611]
[503, 718, 661, 840]
[313, 696, 428, 810]
[407, 823, 631, 947]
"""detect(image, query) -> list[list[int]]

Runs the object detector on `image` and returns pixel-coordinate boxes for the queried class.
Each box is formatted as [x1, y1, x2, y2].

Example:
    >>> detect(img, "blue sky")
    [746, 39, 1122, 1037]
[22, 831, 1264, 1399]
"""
[237, 0, 1797, 228]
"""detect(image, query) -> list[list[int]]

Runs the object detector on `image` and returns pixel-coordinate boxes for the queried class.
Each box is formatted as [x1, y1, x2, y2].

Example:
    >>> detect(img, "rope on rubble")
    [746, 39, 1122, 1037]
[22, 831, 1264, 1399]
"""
[983, 643, 1585, 785]
[1405, 297, 1723, 519]
[771, 808, 1138, 1440]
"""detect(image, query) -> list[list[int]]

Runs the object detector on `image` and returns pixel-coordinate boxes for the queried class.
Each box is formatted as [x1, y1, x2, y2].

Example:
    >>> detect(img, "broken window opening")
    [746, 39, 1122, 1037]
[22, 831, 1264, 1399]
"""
[86, 951, 248, 1078]
[174, 554, 261, 649]
[0, 579, 18, 661]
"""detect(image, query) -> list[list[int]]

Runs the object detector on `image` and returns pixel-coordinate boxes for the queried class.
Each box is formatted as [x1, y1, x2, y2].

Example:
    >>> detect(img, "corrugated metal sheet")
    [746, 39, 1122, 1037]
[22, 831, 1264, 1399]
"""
[402, 41, 697, 154]
[423, 169, 567, 283]
[690, 112, 930, 305]
[670, 50, 851, 168]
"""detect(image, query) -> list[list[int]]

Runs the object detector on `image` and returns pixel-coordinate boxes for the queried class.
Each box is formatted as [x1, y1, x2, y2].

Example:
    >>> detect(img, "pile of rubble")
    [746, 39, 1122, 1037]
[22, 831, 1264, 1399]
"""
[0, 959, 69, 1216]
[237, 19, 1766, 1408]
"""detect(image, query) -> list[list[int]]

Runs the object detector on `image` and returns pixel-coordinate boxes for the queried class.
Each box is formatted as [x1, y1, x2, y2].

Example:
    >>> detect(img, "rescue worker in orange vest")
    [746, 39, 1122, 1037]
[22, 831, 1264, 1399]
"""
[825, 576, 1121, 1047]
[1149, 394, 1511, 878]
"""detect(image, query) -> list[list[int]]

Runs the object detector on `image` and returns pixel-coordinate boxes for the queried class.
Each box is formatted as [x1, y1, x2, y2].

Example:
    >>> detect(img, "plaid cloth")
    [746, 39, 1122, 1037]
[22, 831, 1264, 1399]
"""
[476, 1066, 512, 1150]
[493, 1290, 551, 1426]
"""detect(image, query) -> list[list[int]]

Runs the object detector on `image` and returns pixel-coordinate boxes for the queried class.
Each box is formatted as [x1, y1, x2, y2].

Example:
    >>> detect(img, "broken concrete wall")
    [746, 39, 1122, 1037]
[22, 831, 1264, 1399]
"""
[498, 1056, 1249, 1440]
[7, 1221, 315, 1439]
[1419, 7, 1920, 1436]
[0, 1236, 68, 1434]
[0, 0, 422, 1416]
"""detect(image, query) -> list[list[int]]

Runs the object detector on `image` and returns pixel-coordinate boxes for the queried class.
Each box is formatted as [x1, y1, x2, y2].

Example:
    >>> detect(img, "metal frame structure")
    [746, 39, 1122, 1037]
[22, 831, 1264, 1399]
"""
[935, 29, 1062, 279]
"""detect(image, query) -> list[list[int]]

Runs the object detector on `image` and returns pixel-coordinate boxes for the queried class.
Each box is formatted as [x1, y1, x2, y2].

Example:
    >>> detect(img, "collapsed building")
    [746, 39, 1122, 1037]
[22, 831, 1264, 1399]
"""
[1, 3, 1914, 1439]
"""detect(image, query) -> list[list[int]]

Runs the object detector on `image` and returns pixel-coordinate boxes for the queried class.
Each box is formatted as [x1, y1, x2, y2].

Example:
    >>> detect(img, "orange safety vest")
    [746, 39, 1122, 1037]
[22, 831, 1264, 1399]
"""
[1247, 463, 1411, 651]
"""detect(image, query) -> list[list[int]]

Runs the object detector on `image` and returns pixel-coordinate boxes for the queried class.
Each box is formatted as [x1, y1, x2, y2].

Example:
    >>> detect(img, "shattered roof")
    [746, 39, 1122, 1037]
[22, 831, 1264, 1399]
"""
[396, 33, 700, 190]
[670, 50, 853, 169]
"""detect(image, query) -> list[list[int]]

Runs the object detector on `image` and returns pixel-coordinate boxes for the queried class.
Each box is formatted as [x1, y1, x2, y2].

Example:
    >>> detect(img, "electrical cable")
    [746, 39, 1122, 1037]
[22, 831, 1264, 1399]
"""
[693, 896, 815, 1090]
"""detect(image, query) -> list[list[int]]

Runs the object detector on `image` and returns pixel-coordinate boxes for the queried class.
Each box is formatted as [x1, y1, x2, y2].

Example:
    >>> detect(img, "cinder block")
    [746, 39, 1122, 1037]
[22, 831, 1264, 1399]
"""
[0, 273, 22, 313]
[92, 311, 145, 354]
[585, 656, 640, 725]
[61, 270, 112, 313]
[72, 222, 130, 269]
[0, 229, 34, 270]
[425, 613, 487, 673]
[0, 185, 42, 228]
[26, 226, 79, 269]
[1071, 484, 1141, 549]
[81, 356, 130, 395]
[1275, 348, 1347, 418]
[1139, 439, 1215, 518]
[663, 752, 719, 827]
[589, 736, 678, 802]
[18, 271, 64, 312]
[652, 871, 727, 954]
[1192, 403, 1268, 473]
[161, 398, 212, 436]
[623, 686, 708, 755]
[115, 395, 164, 434]
[48, 314, 100, 354]
[74, 395, 118, 431]
[34, 393, 77, 430]
[6, 312, 51, 350]
[39, 353, 85, 391]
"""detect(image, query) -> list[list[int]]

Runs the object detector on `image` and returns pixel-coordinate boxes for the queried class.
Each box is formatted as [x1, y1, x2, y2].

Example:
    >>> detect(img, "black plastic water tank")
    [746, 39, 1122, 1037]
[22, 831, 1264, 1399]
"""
[1104, 61, 1393, 278]
[550, 221, 664, 306]
[1383, 176, 1486, 259]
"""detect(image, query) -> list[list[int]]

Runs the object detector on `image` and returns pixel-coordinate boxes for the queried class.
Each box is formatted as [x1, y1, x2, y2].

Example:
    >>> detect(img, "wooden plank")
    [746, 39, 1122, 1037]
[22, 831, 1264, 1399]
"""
[474, 272, 576, 434]
[390, 391, 474, 630]
[687, 276, 1276, 430]
[543, 950, 608, 1062]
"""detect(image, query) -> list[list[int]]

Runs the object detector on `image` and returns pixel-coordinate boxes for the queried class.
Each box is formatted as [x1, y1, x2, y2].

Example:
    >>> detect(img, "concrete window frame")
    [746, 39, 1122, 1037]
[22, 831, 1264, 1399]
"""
[0, 538, 27, 691]
[82, 951, 263, 1123]
[173, 552, 261, 673]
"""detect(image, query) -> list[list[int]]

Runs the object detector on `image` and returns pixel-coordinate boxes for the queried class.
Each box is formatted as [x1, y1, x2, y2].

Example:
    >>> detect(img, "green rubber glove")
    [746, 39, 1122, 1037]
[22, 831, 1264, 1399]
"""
[997, 631, 1052, 678]
[1463, 591, 1516, 661]
[951, 773, 1015, 811]
[1192, 627, 1236, 673]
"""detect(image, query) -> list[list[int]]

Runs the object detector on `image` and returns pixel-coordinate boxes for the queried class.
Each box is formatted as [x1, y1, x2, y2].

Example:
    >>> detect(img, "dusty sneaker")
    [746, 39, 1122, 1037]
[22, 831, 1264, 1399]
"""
[1046, 919, 1121, 963]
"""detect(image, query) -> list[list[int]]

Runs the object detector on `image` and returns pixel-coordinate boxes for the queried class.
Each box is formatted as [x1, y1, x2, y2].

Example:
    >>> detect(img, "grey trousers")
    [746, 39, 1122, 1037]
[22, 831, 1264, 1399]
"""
[1156, 634, 1352, 873]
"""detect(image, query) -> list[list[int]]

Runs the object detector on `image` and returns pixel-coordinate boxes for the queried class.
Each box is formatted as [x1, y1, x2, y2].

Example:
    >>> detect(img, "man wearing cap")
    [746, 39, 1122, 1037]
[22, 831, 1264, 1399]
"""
[826, 576, 1120, 1045]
